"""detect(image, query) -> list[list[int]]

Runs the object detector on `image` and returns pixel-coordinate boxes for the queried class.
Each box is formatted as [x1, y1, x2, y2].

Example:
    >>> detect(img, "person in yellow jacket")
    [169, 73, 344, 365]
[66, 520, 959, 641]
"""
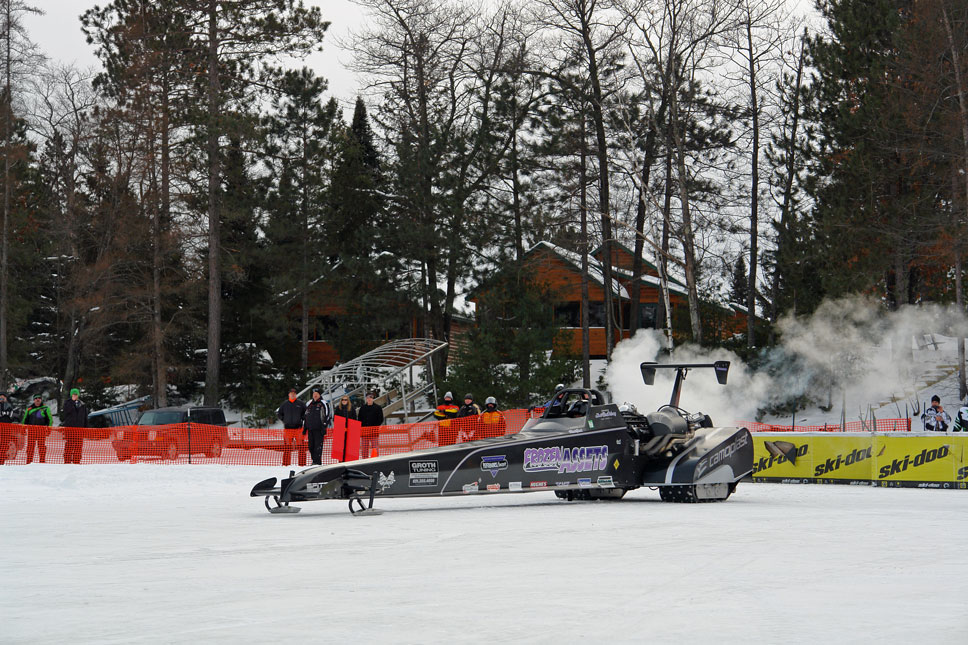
[479, 396, 507, 439]
[425, 391, 460, 445]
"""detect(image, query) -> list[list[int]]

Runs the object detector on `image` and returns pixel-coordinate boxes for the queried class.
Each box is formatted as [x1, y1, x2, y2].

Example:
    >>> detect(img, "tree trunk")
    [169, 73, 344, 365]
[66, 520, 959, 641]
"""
[1, 1, 10, 388]
[154, 77, 170, 407]
[578, 4, 615, 358]
[745, 19, 759, 348]
[580, 112, 590, 387]
[670, 86, 702, 344]
[205, 1, 221, 406]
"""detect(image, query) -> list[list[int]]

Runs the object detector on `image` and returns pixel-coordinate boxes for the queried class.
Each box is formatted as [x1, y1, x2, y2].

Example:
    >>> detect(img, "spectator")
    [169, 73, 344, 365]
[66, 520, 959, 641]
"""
[457, 393, 481, 418]
[333, 394, 357, 428]
[61, 388, 88, 464]
[479, 396, 507, 438]
[358, 391, 384, 459]
[0, 393, 12, 423]
[424, 391, 459, 444]
[921, 394, 951, 431]
[22, 394, 52, 464]
[304, 388, 331, 466]
[277, 387, 307, 467]
[455, 393, 482, 443]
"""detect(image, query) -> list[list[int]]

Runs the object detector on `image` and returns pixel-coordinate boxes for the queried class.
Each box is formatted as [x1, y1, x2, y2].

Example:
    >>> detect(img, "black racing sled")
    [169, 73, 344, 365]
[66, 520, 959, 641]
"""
[251, 361, 753, 514]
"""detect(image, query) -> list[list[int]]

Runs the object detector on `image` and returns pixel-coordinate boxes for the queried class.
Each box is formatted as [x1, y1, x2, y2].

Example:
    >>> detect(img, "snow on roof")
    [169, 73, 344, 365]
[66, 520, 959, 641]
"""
[528, 241, 688, 299]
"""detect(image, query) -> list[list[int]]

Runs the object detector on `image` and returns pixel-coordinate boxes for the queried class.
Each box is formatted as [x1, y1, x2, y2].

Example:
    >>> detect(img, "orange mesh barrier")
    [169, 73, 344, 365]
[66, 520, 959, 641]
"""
[0, 409, 545, 466]
[0, 414, 913, 465]
[742, 418, 912, 433]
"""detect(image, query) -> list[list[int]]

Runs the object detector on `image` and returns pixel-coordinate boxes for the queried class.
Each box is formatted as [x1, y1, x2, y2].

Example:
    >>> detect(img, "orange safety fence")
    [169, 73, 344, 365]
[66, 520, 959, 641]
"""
[742, 418, 912, 433]
[0, 409, 543, 466]
[0, 414, 915, 465]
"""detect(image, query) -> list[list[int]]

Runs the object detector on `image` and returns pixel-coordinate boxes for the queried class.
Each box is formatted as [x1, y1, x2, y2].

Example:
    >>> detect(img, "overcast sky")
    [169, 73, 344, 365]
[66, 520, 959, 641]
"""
[26, 0, 367, 112]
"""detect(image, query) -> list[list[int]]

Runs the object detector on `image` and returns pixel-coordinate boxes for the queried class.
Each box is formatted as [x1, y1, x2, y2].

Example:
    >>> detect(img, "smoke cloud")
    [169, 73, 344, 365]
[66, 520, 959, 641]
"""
[605, 296, 968, 425]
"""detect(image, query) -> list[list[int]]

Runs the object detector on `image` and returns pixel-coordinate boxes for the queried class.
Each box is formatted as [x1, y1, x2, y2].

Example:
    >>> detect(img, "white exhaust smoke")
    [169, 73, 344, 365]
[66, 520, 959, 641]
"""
[605, 296, 968, 425]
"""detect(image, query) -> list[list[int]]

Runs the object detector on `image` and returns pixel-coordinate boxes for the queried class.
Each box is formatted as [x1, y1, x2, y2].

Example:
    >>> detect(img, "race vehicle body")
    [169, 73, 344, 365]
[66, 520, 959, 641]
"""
[251, 361, 753, 514]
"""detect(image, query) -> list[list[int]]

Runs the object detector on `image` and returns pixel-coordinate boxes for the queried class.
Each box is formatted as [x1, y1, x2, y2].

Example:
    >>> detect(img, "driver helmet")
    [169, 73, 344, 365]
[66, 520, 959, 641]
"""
[554, 383, 564, 392]
[485, 396, 497, 410]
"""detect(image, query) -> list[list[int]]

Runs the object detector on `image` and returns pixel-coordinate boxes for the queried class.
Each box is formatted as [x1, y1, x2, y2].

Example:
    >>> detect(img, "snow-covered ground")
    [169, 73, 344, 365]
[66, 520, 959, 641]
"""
[3, 465, 966, 643]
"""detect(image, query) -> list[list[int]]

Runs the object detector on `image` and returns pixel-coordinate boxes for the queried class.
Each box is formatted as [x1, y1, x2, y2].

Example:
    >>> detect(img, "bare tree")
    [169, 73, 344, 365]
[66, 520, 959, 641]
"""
[0, 0, 42, 388]
[724, 0, 791, 348]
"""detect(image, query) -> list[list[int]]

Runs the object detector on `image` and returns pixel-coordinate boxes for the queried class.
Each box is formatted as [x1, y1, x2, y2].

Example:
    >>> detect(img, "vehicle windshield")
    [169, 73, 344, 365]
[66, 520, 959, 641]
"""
[137, 410, 184, 425]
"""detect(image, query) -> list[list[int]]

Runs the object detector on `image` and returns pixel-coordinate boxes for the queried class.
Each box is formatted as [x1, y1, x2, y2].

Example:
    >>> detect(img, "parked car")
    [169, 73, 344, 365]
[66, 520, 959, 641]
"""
[111, 406, 228, 461]
[87, 395, 152, 439]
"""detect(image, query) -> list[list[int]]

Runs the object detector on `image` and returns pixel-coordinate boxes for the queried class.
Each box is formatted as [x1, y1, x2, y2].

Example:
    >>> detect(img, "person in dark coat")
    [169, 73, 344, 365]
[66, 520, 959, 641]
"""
[277, 388, 307, 466]
[358, 391, 384, 459]
[0, 393, 13, 423]
[304, 388, 331, 466]
[22, 395, 53, 464]
[61, 388, 88, 464]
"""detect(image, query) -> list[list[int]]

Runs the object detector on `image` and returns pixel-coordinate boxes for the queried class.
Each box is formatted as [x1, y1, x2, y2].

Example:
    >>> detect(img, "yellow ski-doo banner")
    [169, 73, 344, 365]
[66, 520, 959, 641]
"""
[752, 433, 968, 488]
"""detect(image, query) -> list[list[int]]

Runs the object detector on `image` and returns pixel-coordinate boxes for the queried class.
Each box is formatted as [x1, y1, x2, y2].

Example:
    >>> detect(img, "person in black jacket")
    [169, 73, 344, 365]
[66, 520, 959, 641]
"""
[358, 391, 384, 459]
[61, 388, 88, 464]
[0, 393, 13, 424]
[304, 388, 331, 466]
[277, 388, 307, 467]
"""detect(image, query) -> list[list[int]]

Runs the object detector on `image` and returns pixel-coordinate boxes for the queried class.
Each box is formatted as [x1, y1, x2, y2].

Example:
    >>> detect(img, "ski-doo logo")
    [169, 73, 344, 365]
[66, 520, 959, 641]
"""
[523, 445, 608, 474]
[958, 466, 968, 481]
[878, 445, 950, 478]
[814, 447, 872, 476]
[753, 441, 808, 474]
[696, 433, 750, 478]
[481, 455, 508, 478]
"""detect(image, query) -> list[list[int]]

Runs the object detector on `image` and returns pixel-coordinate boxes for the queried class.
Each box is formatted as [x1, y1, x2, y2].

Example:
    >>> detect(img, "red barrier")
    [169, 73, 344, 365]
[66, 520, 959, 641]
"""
[0, 409, 543, 466]
[742, 418, 912, 433]
[2, 411, 907, 466]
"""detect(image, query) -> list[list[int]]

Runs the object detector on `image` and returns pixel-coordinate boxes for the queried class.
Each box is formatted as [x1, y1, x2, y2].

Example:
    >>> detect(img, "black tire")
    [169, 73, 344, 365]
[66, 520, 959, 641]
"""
[205, 437, 223, 458]
[166, 440, 178, 461]
[554, 490, 573, 500]
[4, 438, 17, 463]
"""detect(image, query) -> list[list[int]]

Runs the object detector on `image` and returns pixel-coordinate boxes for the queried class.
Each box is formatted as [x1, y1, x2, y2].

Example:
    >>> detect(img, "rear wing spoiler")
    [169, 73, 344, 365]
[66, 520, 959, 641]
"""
[640, 361, 730, 407]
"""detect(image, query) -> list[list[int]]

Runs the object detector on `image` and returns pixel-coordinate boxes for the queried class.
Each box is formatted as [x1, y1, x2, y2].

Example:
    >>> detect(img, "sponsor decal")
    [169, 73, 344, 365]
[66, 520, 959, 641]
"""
[462, 482, 479, 493]
[877, 445, 951, 479]
[409, 460, 438, 473]
[306, 482, 325, 492]
[378, 471, 396, 491]
[597, 476, 614, 488]
[409, 460, 439, 487]
[696, 432, 750, 479]
[569, 428, 585, 434]
[918, 482, 942, 489]
[509, 481, 522, 491]
[486, 483, 501, 492]
[593, 408, 618, 420]
[813, 447, 872, 477]
[613, 459, 620, 470]
[529, 481, 547, 488]
[555, 480, 571, 486]
[523, 445, 609, 474]
[752, 440, 807, 474]
[481, 455, 509, 478]
[577, 477, 592, 488]
[957, 466, 968, 481]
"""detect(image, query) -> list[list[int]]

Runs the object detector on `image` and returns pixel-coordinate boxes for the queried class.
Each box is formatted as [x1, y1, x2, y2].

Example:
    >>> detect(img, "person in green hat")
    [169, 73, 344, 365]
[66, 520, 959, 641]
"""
[22, 394, 52, 463]
[61, 388, 88, 464]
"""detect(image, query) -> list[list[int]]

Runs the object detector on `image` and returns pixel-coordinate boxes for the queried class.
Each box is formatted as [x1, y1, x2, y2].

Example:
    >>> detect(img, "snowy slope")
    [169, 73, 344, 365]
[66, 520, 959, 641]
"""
[2, 465, 966, 643]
